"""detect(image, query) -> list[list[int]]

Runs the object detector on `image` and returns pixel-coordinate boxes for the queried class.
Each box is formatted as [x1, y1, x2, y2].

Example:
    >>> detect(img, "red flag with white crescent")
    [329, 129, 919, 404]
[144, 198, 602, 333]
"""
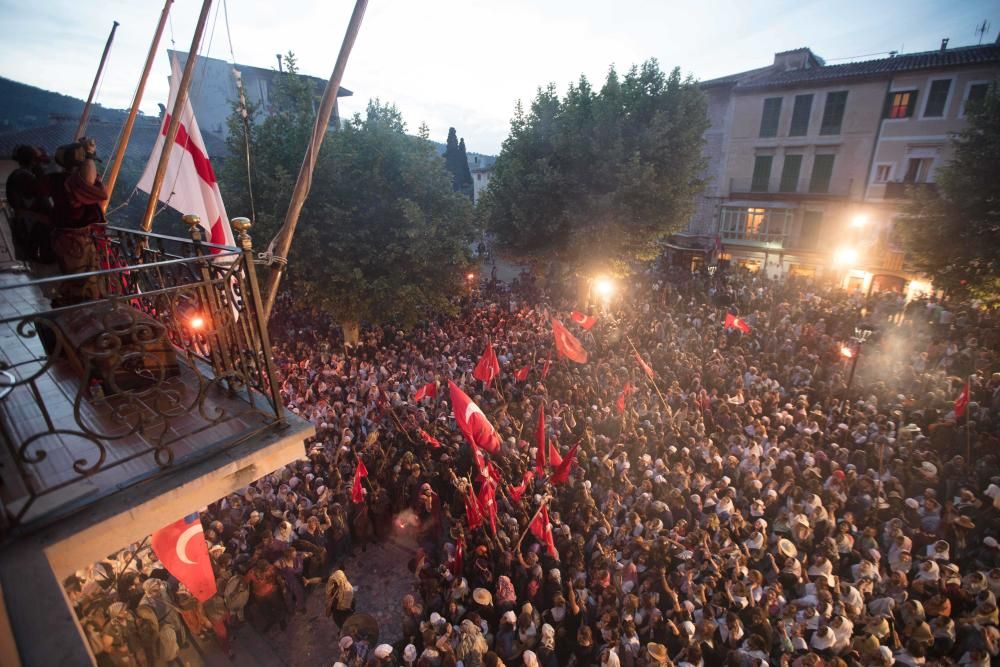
[570, 310, 597, 330]
[417, 428, 441, 448]
[509, 470, 534, 504]
[954, 382, 970, 417]
[150, 513, 217, 601]
[529, 505, 559, 560]
[514, 365, 530, 382]
[449, 381, 502, 455]
[473, 343, 501, 383]
[465, 491, 483, 531]
[541, 354, 552, 379]
[477, 477, 498, 535]
[724, 312, 751, 334]
[635, 353, 655, 380]
[413, 382, 437, 402]
[137, 56, 235, 250]
[552, 318, 588, 364]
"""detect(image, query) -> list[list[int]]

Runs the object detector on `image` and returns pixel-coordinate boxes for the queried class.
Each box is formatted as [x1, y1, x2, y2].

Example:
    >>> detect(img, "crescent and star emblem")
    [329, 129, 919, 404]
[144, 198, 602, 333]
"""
[175, 524, 202, 565]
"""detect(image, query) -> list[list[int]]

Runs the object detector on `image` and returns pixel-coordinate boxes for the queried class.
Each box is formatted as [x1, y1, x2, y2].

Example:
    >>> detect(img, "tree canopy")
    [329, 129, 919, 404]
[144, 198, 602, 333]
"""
[480, 60, 709, 274]
[900, 81, 1000, 302]
[442, 127, 473, 199]
[220, 54, 477, 329]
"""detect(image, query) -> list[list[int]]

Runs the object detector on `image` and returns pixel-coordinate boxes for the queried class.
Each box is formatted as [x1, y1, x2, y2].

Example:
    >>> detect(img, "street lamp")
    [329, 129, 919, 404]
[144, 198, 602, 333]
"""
[594, 277, 615, 299]
[850, 214, 868, 228]
[707, 265, 718, 277]
[833, 246, 859, 266]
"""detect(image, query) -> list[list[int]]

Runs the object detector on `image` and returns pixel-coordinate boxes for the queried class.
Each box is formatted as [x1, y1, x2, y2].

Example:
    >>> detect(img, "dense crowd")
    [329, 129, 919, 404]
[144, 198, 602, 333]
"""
[65, 264, 1000, 667]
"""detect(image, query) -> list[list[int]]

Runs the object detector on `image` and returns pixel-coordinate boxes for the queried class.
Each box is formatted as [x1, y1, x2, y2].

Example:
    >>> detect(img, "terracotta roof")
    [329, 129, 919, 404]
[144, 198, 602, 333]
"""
[731, 43, 1000, 91]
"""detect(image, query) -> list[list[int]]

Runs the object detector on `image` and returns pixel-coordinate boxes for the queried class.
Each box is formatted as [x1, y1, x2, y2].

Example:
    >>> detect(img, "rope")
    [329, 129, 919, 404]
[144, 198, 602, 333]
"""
[223, 0, 257, 225]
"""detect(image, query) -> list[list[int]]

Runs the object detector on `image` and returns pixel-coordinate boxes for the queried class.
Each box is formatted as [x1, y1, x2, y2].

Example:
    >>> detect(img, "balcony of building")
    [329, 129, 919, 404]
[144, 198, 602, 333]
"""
[727, 176, 858, 201]
[879, 181, 938, 200]
[0, 219, 313, 535]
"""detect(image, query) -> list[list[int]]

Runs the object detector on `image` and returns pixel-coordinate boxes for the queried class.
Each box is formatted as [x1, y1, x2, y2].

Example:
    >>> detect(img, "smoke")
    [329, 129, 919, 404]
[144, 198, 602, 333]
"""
[395, 508, 419, 530]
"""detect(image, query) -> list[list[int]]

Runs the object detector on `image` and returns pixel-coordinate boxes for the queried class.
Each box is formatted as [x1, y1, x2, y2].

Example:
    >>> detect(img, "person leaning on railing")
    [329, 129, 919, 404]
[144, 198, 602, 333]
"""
[48, 136, 108, 307]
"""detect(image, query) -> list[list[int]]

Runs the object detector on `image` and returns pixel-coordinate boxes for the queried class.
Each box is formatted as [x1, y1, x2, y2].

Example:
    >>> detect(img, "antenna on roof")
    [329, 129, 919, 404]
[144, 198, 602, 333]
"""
[975, 19, 990, 45]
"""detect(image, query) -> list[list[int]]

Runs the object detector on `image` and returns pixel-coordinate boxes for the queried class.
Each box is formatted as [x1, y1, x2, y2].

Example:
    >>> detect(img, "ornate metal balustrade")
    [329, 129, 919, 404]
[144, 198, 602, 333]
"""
[0, 217, 285, 529]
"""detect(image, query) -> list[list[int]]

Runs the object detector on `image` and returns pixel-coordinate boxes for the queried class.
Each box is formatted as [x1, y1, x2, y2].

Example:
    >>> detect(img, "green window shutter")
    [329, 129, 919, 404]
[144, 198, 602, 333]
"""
[759, 98, 783, 137]
[751, 156, 773, 192]
[799, 211, 823, 249]
[789, 95, 813, 136]
[779, 155, 802, 192]
[820, 91, 848, 135]
[923, 80, 950, 117]
[904, 89, 919, 117]
[809, 155, 835, 193]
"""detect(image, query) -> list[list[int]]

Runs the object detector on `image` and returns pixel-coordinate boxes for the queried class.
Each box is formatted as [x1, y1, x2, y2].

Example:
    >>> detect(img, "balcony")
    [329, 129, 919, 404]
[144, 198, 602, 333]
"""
[728, 177, 857, 200]
[883, 181, 937, 200]
[0, 221, 312, 532]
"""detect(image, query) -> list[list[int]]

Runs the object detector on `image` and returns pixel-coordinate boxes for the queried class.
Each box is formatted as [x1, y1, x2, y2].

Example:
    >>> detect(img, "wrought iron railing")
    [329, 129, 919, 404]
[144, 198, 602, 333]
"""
[0, 217, 285, 528]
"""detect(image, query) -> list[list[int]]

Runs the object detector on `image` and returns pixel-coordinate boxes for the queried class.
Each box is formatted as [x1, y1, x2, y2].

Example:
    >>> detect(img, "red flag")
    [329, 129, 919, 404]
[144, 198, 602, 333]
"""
[465, 491, 483, 531]
[535, 403, 547, 475]
[954, 382, 970, 418]
[351, 458, 369, 504]
[514, 365, 530, 382]
[417, 428, 441, 448]
[449, 381, 501, 455]
[473, 343, 501, 383]
[550, 442, 579, 485]
[552, 318, 588, 364]
[477, 478, 498, 535]
[548, 440, 563, 467]
[616, 382, 634, 413]
[724, 312, 751, 334]
[509, 470, 534, 504]
[635, 353, 655, 380]
[541, 354, 552, 379]
[570, 310, 597, 330]
[150, 513, 218, 601]
[529, 505, 559, 560]
[413, 382, 437, 402]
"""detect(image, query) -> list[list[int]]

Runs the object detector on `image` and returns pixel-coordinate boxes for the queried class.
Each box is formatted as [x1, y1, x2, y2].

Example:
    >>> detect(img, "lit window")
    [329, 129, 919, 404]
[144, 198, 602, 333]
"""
[886, 91, 917, 119]
[745, 208, 765, 235]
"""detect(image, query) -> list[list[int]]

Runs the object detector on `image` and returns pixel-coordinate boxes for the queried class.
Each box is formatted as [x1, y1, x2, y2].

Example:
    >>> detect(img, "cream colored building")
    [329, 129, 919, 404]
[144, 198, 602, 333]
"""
[679, 38, 1000, 294]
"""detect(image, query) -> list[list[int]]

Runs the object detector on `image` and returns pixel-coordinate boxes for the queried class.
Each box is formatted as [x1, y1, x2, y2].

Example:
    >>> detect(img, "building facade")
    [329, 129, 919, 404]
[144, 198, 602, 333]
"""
[470, 154, 496, 204]
[680, 38, 1000, 294]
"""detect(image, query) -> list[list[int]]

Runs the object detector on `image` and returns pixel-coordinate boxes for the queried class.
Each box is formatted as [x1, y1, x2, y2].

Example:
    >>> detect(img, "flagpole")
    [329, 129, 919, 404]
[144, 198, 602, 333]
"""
[104, 0, 174, 210]
[262, 0, 368, 319]
[625, 335, 671, 416]
[516, 496, 549, 551]
[139, 0, 213, 232]
[76, 20, 120, 141]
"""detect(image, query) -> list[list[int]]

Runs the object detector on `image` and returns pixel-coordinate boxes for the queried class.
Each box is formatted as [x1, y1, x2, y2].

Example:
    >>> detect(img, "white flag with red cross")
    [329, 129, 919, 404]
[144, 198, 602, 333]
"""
[138, 56, 235, 249]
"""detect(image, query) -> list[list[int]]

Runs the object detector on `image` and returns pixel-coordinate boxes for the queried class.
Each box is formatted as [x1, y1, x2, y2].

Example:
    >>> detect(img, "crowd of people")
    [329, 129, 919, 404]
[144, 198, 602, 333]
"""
[64, 263, 1000, 667]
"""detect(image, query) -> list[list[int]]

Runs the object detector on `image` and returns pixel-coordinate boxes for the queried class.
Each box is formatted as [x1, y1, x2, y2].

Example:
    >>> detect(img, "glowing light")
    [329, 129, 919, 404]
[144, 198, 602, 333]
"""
[833, 247, 859, 266]
[840, 345, 854, 359]
[189, 316, 205, 330]
[466, 273, 475, 281]
[851, 214, 868, 228]
[594, 278, 615, 298]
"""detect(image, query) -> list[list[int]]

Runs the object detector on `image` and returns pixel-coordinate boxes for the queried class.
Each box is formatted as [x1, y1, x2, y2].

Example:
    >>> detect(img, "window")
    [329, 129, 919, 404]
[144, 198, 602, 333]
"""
[789, 94, 813, 136]
[779, 155, 802, 192]
[798, 211, 823, 249]
[819, 91, 848, 135]
[759, 97, 783, 137]
[903, 157, 932, 183]
[886, 90, 918, 119]
[964, 82, 990, 115]
[809, 154, 836, 193]
[751, 155, 773, 191]
[873, 164, 893, 183]
[720, 206, 792, 245]
[923, 80, 951, 117]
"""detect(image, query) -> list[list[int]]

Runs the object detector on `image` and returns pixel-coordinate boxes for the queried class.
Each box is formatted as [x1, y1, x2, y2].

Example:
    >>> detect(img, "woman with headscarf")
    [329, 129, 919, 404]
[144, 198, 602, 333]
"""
[325, 570, 355, 628]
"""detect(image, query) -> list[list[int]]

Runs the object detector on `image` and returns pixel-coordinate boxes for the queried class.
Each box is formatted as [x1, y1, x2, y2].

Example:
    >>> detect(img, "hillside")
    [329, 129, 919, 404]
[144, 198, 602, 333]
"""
[0, 77, 127, 133]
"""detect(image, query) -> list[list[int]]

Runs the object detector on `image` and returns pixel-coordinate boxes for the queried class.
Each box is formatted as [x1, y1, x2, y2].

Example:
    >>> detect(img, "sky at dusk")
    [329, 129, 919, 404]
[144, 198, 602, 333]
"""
[0, 0, 997, 155]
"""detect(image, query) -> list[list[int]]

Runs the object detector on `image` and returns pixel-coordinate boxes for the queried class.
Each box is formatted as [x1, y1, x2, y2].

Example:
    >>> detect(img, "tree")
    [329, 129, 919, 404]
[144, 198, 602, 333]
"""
[219, 54, 477, 335]
[457, 137, 473, 198]
[442, 127, 473, 199]
[480, 60, 709, 275]
[899, 81, 1000, 302]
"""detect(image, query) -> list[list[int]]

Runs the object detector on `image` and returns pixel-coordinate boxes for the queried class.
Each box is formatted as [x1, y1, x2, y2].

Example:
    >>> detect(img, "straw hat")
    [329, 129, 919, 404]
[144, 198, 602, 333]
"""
[473, 588, 492, 605]
[647, 643, 669, 664]
[777, 538, 797, 559]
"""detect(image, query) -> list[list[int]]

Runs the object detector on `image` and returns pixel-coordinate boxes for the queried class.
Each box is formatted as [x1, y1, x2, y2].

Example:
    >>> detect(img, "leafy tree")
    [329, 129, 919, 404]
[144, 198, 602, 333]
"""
[480, 60, 708, 275]
[219, 54, 477, 335]
[899, 80, 1000, 302]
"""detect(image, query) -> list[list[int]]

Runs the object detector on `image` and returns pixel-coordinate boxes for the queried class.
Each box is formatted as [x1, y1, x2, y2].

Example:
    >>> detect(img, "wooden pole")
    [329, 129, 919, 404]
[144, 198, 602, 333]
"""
[625, 335, 672, 416]
[139, 0, 213, 232]
[103, 0, 174, 210]
[76, 21, 120, 141]
[261, 0, 368, 320]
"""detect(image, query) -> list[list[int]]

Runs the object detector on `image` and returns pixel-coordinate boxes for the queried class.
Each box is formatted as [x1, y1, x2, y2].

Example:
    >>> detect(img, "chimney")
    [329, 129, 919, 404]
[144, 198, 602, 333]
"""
[940, 38, 949, 50]
[276, 54, 283, 72]
[889, 51, 898, 58]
